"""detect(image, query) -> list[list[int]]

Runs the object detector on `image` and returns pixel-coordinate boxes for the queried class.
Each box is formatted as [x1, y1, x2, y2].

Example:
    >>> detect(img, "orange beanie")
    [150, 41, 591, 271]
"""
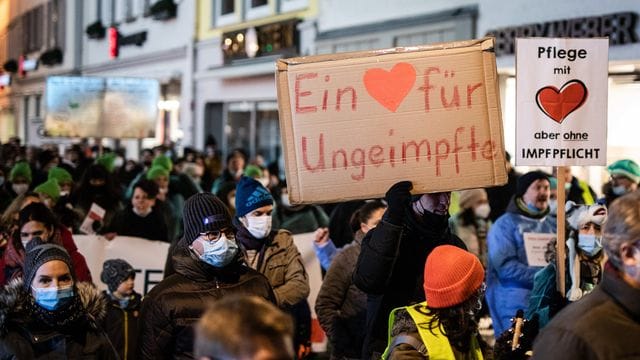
[423, 245, 484, 308]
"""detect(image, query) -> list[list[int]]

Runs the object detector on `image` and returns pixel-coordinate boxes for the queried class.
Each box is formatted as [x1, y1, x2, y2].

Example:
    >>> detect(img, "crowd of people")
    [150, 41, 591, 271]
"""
[0, 135, 639, 359]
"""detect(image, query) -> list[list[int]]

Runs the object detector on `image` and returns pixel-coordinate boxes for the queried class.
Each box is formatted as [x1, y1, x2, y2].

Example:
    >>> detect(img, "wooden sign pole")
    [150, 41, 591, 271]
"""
[555, 166, 567, 295]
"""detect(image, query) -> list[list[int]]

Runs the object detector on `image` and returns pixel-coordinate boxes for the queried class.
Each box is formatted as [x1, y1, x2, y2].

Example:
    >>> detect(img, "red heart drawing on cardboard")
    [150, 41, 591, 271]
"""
[364, 62, 416, 112]
[535, 79, 588, 124]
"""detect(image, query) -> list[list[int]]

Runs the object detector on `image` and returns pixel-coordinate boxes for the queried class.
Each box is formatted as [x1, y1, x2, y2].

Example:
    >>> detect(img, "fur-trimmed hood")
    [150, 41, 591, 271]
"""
[0, 278, 107, 333]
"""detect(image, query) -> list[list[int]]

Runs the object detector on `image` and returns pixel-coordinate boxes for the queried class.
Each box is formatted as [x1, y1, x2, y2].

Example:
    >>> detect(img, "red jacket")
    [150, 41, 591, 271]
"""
[0, 227, 92, 285]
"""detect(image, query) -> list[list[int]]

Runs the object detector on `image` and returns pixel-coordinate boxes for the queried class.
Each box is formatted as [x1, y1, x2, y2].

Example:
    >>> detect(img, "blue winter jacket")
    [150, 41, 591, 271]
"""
[486, 198, 556, 336]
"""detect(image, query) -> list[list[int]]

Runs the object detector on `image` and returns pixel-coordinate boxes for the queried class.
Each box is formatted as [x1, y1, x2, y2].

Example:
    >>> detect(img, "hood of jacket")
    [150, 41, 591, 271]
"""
[0, 278, 107, 335]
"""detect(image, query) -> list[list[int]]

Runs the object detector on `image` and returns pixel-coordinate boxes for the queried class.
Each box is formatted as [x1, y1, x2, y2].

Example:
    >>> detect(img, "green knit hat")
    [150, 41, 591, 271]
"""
[9, 161, 32, 183]
[152, 155, 173, 172]
[96, 153, 117, 173]
[243, 164, 262, 179]
[34, 179, 60, 202]
[608, 159, 640, 183]
[147, 166, 170, 181]
[48, 166, 73, 184]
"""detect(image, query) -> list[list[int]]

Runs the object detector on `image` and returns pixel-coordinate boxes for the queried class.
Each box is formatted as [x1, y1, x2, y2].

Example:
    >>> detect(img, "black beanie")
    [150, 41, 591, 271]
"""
[516, 171, 550, 198]
[235, 176, 274, 217]
[183, 193, 231, 243]
[101, 259, 135, 292]
[23, 238, 75, 291]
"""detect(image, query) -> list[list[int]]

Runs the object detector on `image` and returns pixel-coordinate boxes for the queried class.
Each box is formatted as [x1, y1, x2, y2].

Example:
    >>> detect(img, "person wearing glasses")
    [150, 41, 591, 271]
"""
[138, 192, 275, 359]
[532, 191, 640, 359]
[0, 202, 91, 286]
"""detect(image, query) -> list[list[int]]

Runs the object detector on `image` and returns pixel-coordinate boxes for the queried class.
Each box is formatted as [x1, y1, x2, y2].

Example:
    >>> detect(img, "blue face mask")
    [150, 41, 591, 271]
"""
[119, 297, 130, 308]
[578, 234, 603, 257]
[527, 202, 543, 212]
[193, 234, 239, 268]
[32, 285, 74, 311]
[612, 185, 628, 196]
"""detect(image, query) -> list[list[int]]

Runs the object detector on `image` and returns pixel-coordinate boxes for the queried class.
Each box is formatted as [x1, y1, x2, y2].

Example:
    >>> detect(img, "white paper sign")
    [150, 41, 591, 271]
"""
[293, 232, 327, 352]
[79, 203, 106, 235]
[523, 232, 557, 267]
[516, 38, 608, 166]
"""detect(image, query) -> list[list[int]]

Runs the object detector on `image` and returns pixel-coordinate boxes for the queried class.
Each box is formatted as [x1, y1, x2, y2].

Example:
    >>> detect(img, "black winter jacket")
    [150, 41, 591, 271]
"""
[532, 264, 640, 359]
[353, 211, 466, 359]
[102, 290, 142, 360]
[0, 279, 118, 359]
[138, 238, 276, 359]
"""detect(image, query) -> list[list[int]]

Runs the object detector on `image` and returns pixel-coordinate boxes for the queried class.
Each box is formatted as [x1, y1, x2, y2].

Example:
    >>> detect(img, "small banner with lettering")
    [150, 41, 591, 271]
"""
[515, 38, 608, 166]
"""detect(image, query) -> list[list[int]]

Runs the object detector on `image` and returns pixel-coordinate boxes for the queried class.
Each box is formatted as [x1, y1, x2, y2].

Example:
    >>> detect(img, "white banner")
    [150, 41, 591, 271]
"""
[74, 235, 169, 295]
[516, 38, 608, 166]
[75, 233, 327, 350]
[293, 232, 327, 353]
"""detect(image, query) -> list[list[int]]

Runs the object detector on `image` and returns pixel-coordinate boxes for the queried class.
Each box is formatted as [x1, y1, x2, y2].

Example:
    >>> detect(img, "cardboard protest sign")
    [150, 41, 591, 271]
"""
[276, 37, 507, 204]
[515, 38, 608, 166]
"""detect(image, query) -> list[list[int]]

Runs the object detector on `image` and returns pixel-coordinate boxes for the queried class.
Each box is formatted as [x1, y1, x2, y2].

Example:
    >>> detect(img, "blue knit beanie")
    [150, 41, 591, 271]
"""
[235, 176, 273, 217]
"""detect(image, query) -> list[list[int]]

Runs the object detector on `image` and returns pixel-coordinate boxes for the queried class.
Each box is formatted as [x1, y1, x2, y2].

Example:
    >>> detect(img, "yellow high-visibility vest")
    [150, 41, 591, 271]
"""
[383, 302, 483, 360]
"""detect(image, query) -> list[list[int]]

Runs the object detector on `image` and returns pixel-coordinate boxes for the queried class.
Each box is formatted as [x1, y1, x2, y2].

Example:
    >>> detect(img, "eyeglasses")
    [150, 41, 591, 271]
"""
[20, 230, 44, 238]
[199, 228, 234, 242]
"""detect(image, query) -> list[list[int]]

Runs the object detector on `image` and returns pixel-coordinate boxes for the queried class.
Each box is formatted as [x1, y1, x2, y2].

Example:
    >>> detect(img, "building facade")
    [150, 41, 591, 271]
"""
[193, 0, 318, 175]
[0, 0, 81, 145]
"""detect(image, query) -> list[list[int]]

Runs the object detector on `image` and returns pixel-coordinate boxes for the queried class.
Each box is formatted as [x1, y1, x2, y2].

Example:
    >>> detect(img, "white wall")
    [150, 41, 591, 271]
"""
[82, 1, 195, 68]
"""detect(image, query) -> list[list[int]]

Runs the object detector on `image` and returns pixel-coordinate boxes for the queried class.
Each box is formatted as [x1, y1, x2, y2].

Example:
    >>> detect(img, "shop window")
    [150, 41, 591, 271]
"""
[124, 0, 136, 21]
[280, 0, 308, 13]
[226, 102, 252, 153]
[46, 0, 65, 49]
[214, 0, 239, 27]
[245, 0, 271, 20]
[23, 5, 45, 54]
[394, 28, 456, 47]
[222, 101, 281, 167]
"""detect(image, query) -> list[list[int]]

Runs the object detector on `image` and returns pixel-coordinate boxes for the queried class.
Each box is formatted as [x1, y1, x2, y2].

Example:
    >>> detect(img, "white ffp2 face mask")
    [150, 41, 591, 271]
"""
[473, 203, 491, 219]
[243, 215, 272, 239]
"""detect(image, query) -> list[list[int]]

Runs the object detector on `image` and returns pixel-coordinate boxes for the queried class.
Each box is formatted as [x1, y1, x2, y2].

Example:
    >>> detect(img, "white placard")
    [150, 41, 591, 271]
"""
[516, 38, 608, 166]
[293, 232, 327, 353]
[74, 235, 169, 295]
[523, 232, 557, 267]
[78, 203, 106, 235]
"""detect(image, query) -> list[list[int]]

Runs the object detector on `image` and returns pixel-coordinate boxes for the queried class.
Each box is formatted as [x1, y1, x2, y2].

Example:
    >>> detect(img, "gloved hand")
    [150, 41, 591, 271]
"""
[384, 181, 413, 225]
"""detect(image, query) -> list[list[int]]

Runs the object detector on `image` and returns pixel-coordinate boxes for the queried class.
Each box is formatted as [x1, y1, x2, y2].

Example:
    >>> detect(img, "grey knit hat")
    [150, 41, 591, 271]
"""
[23, 238, 75, 291]
[101, 259, 136, 292]
[183, 193, 231, 243]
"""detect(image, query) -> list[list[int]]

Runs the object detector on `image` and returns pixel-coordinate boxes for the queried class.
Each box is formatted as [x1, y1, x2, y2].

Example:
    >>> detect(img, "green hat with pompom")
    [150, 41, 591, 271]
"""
[34, 178, 60, 202]
[48, 166, 73, 184]
[10, 161, 32, 183]
[147, 166, 170, 181]
[96, 153, 117, 173]
[152, 155, 173, 172]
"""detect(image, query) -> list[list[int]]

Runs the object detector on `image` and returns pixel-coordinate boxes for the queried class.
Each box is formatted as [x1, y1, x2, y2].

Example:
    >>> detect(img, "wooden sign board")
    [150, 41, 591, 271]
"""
[276, 37, 507, 204]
